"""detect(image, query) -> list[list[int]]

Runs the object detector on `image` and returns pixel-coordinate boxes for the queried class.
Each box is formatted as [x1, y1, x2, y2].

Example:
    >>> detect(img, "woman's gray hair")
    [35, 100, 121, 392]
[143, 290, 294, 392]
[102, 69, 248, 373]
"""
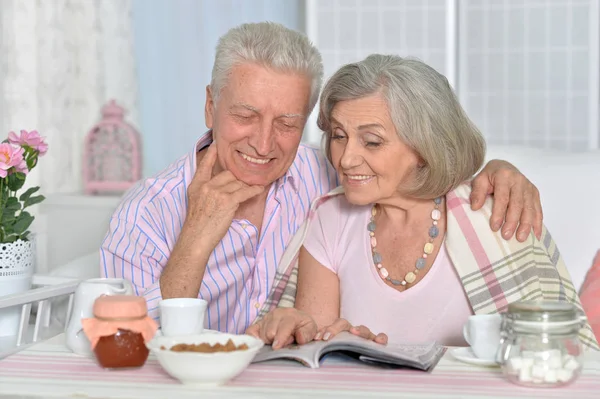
[318, 54, 486, 199]
[211, 22, 323, 112]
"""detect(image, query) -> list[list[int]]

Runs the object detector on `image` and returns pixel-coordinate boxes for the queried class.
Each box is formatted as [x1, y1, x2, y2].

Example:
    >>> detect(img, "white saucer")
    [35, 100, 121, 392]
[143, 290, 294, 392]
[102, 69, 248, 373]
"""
[450, 347, 499, 367]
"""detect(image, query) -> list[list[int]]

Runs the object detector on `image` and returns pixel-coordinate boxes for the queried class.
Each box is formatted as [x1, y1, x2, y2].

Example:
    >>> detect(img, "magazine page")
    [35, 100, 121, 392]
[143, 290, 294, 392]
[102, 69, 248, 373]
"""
[252, 339, 325, 368]
[320, 332, 445, 371]
[252, 332, 445, 371]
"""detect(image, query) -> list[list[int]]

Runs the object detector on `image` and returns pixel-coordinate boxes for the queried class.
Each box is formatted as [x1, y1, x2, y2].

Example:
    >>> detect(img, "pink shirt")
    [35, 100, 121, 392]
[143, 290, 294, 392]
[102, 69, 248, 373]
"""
[303, 195, 473, 346]
[100, 131, 338, 334]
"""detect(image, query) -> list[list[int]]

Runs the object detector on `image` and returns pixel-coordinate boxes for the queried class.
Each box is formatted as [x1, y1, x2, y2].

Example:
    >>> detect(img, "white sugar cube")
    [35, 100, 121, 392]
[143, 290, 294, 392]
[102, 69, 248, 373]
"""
[549, 349, 562, 358]
[508, 357, 523, 371]
[519, 367, 532, 382]
[521, 357, 534, 369]
[531, 364, 546, 380]
[563, 356, 580, 371]
[548, 355, 562, 370]
[544, 369, 558, 383]
[557, 369, 573, 382]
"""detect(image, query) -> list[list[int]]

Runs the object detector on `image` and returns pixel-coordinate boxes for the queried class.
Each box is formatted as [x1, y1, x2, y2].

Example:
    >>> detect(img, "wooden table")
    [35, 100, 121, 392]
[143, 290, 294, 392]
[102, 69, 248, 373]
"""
[0, 334, 598, 399]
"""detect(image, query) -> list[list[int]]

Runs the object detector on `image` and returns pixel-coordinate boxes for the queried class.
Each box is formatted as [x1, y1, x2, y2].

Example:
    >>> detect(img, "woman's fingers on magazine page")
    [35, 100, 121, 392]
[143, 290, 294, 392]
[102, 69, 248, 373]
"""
[256, 308, 316, 350]
[349, 325, 388, 344]
[270, 316, 300, 350]
[293, 317, 318, 345]
[245, 309, 291, 346]
[320, 318, 352, 341]
[374, 333, 388, 344]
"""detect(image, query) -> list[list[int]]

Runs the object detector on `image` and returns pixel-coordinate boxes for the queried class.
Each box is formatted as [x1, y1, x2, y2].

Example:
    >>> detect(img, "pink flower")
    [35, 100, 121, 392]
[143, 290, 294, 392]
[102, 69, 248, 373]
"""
[8, 129, 48, 156]
[0, 143, 28, 178]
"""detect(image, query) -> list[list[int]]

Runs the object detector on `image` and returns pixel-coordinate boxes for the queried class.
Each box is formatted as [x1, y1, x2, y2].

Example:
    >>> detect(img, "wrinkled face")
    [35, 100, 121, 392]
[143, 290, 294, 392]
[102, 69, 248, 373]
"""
[205, 63, 312, 187]
[328, 94, 420, 206]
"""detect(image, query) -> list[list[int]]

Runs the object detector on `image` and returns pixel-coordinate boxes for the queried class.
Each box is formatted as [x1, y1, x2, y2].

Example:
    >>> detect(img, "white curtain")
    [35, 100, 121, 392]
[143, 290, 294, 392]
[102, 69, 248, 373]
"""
[0, 0, 139, 194]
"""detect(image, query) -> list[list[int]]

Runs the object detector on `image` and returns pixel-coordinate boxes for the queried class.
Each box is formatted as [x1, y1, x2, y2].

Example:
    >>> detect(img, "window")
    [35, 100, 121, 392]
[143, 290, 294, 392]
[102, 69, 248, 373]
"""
[304, 0, 599, 151]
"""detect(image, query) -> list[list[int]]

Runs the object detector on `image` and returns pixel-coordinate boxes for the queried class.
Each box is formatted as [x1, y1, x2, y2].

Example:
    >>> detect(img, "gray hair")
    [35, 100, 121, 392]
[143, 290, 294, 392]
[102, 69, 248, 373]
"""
[211, 22, 323, 112]
[317, 54, 486, 199]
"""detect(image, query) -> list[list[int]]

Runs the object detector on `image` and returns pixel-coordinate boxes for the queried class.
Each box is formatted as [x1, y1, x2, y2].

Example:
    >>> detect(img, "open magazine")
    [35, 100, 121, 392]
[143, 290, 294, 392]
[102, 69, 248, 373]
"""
[251, 332, 446, 371]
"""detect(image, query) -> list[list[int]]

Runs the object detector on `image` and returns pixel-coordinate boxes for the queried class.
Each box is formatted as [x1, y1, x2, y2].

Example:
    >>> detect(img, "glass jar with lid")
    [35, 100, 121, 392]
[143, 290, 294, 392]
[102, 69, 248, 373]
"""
[497, 300, 587, 388]
[82, 295, 158, 369]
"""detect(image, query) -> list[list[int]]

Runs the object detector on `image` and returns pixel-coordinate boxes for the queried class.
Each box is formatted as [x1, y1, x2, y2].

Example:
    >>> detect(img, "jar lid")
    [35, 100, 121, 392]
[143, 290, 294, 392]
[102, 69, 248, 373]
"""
[506, 300, 582, 324]
[93, 295, 147, 320]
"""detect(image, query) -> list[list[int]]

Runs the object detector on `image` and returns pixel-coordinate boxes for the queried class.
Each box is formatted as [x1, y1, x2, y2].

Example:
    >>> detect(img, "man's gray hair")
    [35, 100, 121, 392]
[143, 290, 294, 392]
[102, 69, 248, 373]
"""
[318, 54, 486, 199]
[211, 22, 323, 112]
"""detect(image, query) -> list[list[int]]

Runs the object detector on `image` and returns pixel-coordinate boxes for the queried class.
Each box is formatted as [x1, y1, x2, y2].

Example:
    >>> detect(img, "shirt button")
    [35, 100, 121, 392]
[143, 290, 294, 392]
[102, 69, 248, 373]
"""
[254, 302, 260, 309]
[241, 223, 248, 230]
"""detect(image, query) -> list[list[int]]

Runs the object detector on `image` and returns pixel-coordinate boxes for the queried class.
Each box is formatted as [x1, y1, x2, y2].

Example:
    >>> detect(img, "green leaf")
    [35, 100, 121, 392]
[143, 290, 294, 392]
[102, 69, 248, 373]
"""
[5, 196, 21, 211]
[26, 156, 37, 170]
[3, 235, 17, 243]
[19, 187, 40, 202]
[6, 172, 26, 191]
[13, 211, 34, 235]
[1, 188, 8, 205]
[2, 210, 16, 224]
[24, 195, 44, 208]
[3, 223, 14, 236]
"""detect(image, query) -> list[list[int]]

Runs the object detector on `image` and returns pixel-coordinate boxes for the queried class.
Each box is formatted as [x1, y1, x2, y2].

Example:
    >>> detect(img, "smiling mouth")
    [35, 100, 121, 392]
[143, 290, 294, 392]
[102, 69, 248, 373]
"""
[344, 174, 375, 186]
[238, 151, 272, 165]
[346, 175, 373, 181]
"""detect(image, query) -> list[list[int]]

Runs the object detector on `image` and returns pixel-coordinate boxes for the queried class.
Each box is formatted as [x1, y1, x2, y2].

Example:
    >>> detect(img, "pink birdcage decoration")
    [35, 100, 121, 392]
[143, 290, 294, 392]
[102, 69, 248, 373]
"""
[83, 100, 142, 195]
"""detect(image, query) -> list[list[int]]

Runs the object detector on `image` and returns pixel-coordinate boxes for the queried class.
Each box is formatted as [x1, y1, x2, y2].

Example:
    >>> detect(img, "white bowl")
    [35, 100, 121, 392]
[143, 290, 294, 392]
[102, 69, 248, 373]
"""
[147, 333, 264, 387]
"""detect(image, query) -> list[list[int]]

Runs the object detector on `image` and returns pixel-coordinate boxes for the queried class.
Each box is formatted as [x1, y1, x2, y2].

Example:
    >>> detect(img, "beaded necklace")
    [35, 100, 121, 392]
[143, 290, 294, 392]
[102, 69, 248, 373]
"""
[368, 197, 442, 286]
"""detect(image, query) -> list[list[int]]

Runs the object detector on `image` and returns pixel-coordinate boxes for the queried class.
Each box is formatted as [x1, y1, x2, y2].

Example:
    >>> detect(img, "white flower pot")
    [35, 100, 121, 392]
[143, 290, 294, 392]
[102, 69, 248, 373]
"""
[0, 239, 35, 337]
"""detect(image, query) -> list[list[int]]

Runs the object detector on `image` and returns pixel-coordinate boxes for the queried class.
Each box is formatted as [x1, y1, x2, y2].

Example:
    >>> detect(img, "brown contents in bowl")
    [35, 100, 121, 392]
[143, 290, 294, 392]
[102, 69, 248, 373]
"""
[161, 339, 249, 353]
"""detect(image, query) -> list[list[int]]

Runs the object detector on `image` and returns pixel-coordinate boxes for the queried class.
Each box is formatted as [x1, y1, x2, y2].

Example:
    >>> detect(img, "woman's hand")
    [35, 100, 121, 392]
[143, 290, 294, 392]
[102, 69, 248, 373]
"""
[246, 308, 319, 349]
[315, 318, 388, 345]
[470, 159, 543, 242]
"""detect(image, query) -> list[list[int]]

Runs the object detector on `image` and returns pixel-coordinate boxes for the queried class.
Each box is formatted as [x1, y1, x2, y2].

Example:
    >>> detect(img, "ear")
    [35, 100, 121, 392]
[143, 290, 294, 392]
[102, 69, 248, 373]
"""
[205, 85, 215, 129]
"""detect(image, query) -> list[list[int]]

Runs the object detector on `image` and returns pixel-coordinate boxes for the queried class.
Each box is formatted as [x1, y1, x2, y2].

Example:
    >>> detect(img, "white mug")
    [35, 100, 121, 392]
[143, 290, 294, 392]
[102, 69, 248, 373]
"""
[463, 314, 502, 361]
[159, 298, 208, 336]
[65, 278, 134, 356]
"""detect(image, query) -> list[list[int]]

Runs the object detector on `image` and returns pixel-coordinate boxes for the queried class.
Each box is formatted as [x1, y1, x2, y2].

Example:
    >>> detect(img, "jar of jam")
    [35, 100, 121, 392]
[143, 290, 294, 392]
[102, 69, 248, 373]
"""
[82, 295, 158, 369]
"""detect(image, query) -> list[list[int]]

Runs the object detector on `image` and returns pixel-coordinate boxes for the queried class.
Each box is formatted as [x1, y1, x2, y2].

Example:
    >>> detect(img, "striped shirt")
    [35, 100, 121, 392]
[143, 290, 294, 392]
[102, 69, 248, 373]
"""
[100, 130, 338, 334]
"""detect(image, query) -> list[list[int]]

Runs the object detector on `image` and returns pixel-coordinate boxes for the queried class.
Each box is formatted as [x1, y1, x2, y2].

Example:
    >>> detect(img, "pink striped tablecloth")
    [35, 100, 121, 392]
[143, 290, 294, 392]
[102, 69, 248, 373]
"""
[0, 335, 599, 399]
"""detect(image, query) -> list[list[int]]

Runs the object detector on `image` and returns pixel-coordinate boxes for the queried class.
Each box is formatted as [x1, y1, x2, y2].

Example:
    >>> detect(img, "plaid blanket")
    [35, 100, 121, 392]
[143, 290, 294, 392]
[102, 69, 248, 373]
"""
[257, 184, 599, 350]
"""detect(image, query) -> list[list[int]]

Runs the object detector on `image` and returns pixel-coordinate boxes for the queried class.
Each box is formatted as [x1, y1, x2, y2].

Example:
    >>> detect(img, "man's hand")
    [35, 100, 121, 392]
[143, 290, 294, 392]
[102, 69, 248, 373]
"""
[185, 143, 264, 251]
[470, 160, 543, 242]
[246, 308, 318, 350]
[159, 143, 264, 300]
[314, 318, 388, 345]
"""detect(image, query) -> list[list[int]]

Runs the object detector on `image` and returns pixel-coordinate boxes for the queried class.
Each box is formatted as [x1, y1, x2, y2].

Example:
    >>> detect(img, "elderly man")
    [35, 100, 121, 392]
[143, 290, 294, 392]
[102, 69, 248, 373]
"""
[100, 22, 543, 334]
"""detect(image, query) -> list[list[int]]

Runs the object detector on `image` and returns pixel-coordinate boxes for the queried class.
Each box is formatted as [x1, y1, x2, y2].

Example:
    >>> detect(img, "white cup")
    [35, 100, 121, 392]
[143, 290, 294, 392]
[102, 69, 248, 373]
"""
[159, 298, 208, 337]
[463, 314, 502, 361]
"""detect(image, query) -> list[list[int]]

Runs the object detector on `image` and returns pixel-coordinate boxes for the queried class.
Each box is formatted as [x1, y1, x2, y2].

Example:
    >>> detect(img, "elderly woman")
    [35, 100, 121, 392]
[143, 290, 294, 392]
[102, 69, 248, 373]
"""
[247, 54, 598, 350]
